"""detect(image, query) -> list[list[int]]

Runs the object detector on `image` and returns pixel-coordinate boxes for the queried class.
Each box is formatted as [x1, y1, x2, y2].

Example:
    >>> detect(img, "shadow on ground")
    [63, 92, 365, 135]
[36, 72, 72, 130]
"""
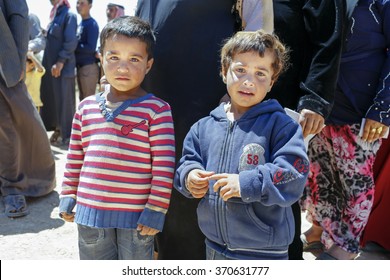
[0, 191, 64, 235]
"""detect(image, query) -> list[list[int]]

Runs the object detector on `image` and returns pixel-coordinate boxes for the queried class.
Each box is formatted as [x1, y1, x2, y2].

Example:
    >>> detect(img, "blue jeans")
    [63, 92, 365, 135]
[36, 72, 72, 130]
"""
[77, 224, 154, 260]
[206, 245, 233, 260]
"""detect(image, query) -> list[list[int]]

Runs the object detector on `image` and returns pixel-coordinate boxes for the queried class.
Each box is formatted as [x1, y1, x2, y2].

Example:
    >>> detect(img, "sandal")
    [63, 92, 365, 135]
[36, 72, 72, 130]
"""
[316, 252, 338, 260]
[3, 194, 29, 218]
[301, 234, 324, 252]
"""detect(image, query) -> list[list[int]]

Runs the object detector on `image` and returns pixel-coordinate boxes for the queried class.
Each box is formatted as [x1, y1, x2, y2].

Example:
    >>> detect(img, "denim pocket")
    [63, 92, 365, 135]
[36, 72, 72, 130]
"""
[77, 224, 104, 245]
[135, 231, 154, 245]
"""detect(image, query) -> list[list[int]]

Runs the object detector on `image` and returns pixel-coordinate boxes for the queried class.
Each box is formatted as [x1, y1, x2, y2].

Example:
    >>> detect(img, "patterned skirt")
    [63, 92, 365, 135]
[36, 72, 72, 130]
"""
[301, 124, 381, 253]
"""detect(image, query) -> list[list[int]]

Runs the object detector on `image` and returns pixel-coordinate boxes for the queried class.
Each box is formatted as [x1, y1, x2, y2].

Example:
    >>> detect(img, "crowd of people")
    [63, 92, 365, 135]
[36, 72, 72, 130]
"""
[0, 0, 389, 261]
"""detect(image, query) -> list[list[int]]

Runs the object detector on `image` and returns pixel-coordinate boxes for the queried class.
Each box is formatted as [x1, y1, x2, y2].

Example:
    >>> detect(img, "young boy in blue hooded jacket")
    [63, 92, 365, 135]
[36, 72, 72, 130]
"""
[174, 30, 309, 260]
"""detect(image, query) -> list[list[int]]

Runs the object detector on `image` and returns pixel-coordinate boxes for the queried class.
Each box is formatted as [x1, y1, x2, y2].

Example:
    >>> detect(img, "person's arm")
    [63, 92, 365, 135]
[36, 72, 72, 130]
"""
[365, 3, 390, 129]
[27, 51, 44, 73]
[4, 0, 29, 81]
[58, 104, 85, 217]
[28, 13, 46, 53]
[53, 12, 78, 77]
[174, 121, 208, 199]
[239, 119, 309, 206]
[297, 0, 345, 136]
[137, 103, 176, 232]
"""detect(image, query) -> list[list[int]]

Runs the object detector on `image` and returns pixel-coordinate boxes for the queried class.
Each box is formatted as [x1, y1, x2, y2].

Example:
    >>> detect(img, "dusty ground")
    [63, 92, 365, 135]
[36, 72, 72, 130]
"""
[0, 143, 79, 260]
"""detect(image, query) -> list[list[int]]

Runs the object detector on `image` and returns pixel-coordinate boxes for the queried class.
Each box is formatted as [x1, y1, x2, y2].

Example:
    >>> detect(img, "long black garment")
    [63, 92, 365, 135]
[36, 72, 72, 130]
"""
[136, 0, 237, 259]
[270, 0, 345, 259]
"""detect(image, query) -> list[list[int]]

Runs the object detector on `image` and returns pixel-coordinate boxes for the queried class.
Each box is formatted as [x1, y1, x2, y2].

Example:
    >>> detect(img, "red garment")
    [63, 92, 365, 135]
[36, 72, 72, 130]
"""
[361, 137, 390, 250]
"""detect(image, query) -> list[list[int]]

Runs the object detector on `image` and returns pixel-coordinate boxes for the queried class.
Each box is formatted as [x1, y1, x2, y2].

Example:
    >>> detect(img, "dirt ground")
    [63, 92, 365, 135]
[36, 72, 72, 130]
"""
[0, 143, 79, 260]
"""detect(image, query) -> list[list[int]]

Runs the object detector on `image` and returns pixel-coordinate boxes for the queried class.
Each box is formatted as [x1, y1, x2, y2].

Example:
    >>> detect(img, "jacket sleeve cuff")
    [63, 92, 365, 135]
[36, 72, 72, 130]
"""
[175, 164, 204, 198]
[298, 82, 332, 118]
[239, 169, 263, 203]
[58, 197, 76, 216]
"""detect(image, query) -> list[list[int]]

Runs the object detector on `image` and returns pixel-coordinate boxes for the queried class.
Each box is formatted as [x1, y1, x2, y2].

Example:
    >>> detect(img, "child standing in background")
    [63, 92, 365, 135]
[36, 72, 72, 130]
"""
[59, 16, 176, 260]
[25, 51, 45, 112]
[174, 30, 309, 260]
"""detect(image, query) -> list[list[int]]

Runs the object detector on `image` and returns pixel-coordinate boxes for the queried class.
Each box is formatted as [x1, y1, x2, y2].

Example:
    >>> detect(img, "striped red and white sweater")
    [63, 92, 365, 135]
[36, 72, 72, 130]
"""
[59, 92, 175, 231]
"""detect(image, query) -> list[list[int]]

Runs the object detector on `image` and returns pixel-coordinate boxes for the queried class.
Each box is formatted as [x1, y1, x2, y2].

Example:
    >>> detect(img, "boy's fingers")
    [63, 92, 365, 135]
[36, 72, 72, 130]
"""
[213, 180, 226, 192]
[208, 173, 228, 181]
[198, 171, 215, 178]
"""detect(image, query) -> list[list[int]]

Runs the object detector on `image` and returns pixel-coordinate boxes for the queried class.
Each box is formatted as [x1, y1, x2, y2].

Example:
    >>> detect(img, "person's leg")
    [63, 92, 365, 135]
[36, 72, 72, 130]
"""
[0, 82, 55, 216]
[77, 64, 99, 101]
[57, 77, 75, 142]
[309, 124, 380, 259]
[288, 202, 304, 259]
[117, 228, 154, 260]
[302, 222, 323, 243]
[303, 126, 342, 251]
[40, 71, 58, 131]
[78, 225, 118, 260]
[325, 124, 380, 258]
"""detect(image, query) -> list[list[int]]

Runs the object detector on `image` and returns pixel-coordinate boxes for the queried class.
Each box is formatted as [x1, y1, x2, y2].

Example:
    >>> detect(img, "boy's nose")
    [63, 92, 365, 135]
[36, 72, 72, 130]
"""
[243, 78, 255, 87]
[117, 62, 129, 72]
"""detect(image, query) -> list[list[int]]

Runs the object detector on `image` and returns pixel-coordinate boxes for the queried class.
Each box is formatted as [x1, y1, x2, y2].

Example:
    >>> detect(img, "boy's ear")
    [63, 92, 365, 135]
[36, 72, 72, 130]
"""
[221, 67, 227, 84]
[268, 79, 275, 92]
[145, 58, 154, 74]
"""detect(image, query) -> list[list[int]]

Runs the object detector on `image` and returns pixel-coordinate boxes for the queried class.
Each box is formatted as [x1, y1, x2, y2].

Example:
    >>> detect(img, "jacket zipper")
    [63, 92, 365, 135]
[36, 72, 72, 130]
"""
[216, 121, 235, 246]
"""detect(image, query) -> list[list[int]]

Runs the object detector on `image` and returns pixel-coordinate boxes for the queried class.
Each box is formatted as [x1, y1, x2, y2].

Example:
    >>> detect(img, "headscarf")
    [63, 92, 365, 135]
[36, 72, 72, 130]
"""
[107, 3, 125, 22]
[49, 0, 71, 23]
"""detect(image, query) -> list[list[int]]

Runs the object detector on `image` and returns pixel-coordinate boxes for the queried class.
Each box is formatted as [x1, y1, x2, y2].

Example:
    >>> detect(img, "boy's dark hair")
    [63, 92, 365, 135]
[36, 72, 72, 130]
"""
[99, 16, 155, 59]
[221, 30, 289, 81]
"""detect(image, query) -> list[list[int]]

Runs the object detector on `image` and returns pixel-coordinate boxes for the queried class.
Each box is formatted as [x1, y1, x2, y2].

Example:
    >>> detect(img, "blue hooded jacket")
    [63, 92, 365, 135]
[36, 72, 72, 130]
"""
[174, 99, 309, 259]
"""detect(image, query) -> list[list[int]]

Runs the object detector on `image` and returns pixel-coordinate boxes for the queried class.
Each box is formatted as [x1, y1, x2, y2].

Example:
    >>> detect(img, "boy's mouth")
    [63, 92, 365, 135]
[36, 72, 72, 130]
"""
[115, 76, 130, 81]
[238, 90, 254, 96]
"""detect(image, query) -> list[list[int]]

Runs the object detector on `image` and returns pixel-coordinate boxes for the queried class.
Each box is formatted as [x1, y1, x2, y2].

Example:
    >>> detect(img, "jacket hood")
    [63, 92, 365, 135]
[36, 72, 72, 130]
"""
[210, 99, 286, 121]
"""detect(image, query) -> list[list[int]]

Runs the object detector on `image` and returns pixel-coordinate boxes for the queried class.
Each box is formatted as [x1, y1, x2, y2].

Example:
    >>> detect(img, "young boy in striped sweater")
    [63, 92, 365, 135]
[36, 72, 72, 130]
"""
[59, 16, 176, 260]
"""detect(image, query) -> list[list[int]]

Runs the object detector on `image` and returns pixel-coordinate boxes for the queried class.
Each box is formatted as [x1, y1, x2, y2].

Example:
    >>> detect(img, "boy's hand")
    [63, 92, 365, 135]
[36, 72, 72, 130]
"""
[60, 212, 75, 222]
[137, 224, 159, 236]
[186, 169, 215, 198]
[209, 173, 241, 201]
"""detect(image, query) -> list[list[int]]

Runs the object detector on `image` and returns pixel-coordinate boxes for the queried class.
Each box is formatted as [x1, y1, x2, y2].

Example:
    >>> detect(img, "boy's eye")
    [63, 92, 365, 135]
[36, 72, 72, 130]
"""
[130, 57, 140, 62]
[256, 71, 265, 77]
[235, 67, 245, 73]
[109, 56, 119, 60]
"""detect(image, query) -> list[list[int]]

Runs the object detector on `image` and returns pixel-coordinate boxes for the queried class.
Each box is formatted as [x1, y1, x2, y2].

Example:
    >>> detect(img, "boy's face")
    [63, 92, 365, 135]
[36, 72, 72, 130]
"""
[223, 50, 274, 114]
[76, 0, 91, 17]
[100, 34, 153, 98]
